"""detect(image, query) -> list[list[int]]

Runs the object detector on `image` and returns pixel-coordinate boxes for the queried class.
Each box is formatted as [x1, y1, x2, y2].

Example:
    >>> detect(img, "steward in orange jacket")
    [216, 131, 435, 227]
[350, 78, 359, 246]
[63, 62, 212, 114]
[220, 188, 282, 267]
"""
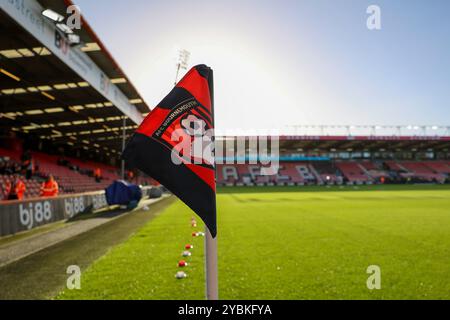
[40, 175, 59, 197]
[5, 176, 26, 200]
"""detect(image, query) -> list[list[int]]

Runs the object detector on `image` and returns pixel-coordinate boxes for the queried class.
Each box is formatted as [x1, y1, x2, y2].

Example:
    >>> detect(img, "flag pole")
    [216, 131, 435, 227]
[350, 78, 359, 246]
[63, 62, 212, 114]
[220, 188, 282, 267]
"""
[205, 226, 218, 300]
[205, 65, 218, 300]
[205, 66, 218, 300]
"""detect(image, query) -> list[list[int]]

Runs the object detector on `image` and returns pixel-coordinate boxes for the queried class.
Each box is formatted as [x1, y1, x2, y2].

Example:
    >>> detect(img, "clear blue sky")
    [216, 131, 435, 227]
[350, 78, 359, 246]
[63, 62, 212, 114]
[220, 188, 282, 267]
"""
[74, 0, 450, 132]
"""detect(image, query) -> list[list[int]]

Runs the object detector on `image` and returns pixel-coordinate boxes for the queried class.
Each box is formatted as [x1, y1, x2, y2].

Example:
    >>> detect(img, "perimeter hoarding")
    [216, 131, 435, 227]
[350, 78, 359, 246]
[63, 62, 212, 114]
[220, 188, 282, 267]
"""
[0, 186, 157, 237]
[0, 191, 107, 236]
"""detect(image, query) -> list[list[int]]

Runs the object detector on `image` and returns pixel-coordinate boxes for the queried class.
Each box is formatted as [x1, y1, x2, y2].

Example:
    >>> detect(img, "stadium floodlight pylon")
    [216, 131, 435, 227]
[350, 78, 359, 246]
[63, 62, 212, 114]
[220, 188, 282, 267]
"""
[122, 64, 218, 300]
[174, 49, 191, 85]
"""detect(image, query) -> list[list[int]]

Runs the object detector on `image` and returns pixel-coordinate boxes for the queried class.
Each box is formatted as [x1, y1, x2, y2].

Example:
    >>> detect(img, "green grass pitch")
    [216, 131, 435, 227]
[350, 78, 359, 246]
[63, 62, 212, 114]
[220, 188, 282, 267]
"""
[57, 185, 450, 300]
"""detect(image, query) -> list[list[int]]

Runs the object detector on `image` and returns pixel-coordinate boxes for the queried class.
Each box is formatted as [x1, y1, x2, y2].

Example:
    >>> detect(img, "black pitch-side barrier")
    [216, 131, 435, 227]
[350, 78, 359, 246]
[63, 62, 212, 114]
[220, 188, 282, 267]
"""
[0, 186, 160, 237]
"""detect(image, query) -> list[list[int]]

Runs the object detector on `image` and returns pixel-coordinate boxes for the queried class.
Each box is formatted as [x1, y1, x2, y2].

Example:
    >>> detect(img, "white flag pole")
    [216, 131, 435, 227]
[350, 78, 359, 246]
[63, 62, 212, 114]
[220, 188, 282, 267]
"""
[205, 226, 218, 300]
[205, 65, 218, 300]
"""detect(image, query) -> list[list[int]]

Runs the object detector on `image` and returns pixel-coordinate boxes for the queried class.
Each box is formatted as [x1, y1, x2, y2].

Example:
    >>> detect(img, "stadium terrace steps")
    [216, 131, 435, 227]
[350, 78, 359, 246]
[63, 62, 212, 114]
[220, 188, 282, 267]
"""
[402, 161, 435, 174]
[307, 164, 323, 184]
[385, 161, 409, 172]
[357, 163, 371, 175]
[425, 161, 450, 174]
[279, 163, 305, 184]
[360, 161, 377, 171]
[384, 160, 448, 182]
[30, 152, 116, 194]
[310, 162, 341, 184]
[360, 161, 388, 179]
[336, 162, 372, 183]
[1, 149, 155, 199]
[400, 161, 446, 182]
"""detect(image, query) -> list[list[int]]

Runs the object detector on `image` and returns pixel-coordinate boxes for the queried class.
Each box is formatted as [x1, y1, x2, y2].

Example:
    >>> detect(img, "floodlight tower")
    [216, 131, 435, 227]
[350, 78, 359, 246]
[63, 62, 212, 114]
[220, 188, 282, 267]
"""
[174, 49, 191, 86]
[41, 8, 81, 46]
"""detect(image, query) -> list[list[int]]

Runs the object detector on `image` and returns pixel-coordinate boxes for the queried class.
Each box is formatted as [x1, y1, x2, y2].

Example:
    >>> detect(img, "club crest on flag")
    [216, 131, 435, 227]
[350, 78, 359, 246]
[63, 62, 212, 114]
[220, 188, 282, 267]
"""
[149, 95, 215, 166]
[170, 114, 214, 166]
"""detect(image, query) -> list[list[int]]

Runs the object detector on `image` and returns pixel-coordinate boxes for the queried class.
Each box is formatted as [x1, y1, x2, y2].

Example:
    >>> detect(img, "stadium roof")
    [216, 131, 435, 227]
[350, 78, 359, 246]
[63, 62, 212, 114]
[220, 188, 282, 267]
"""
[0, 0, 149, 157]
[277, 135, 450, 153]
[215, 135, 450, 154]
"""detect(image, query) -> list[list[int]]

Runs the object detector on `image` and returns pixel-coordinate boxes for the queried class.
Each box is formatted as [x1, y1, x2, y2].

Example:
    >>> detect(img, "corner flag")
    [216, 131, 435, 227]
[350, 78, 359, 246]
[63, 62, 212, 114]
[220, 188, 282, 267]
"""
[122, 64, 217, 238]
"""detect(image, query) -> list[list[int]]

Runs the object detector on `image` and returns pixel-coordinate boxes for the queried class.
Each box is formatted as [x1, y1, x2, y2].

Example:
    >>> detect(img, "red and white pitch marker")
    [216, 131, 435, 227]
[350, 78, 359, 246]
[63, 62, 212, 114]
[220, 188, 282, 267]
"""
[178, 260, 188, 267]
[175, 271, 187, 279]
[182, 250, 192, 257]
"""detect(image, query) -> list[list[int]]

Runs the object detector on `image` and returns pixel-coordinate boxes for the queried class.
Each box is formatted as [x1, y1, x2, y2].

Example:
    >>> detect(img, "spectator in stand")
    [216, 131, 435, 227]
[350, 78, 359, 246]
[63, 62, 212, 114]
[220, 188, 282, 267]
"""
[94, 167, 102, 183]
[5, 175, 26, 200]
[25, 157, 34, 180]
[20, 150, 35, 179]
[4, 179, 13, 200]
[69, 163, 79, 172]
[127, 170, 134, 183]
[57, 157, 69, 166]
[21, 150, 32, 171]
[40, 175, 59, 197]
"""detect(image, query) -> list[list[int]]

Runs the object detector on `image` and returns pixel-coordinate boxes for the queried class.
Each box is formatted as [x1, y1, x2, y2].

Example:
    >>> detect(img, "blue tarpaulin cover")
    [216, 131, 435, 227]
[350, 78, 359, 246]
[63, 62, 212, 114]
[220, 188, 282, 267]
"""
[105, 180, 142, 206]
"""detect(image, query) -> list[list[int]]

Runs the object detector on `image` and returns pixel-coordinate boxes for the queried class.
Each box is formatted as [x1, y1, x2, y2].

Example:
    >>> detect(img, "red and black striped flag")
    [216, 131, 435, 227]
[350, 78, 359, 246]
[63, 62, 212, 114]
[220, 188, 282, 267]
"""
[122, 65, 217, 238]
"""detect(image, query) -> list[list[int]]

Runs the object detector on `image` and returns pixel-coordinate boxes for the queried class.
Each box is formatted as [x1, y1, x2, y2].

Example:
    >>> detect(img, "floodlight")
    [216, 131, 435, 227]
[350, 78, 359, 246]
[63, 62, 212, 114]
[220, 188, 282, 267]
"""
[177, 49, 191, 70]
[67, 34, 81, 46]
[42, 9, 65, 22]
[174, 49, 191, 85]
[56, 23, 73, 34]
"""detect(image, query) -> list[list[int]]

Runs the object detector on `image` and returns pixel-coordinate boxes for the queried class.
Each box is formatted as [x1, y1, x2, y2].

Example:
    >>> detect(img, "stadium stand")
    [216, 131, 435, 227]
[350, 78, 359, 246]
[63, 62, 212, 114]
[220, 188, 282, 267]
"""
[216, 160, 450, 186]
[2, 146, 450, 198]
[335, 162, 372, 184]
[385, 161, 409, 172]
[0, 147, 155, 199]
[278, 163, 307, 185]
[359, 161, 388, 179]
[311, 161, 341, 185]
[396, 161, 446, 183]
